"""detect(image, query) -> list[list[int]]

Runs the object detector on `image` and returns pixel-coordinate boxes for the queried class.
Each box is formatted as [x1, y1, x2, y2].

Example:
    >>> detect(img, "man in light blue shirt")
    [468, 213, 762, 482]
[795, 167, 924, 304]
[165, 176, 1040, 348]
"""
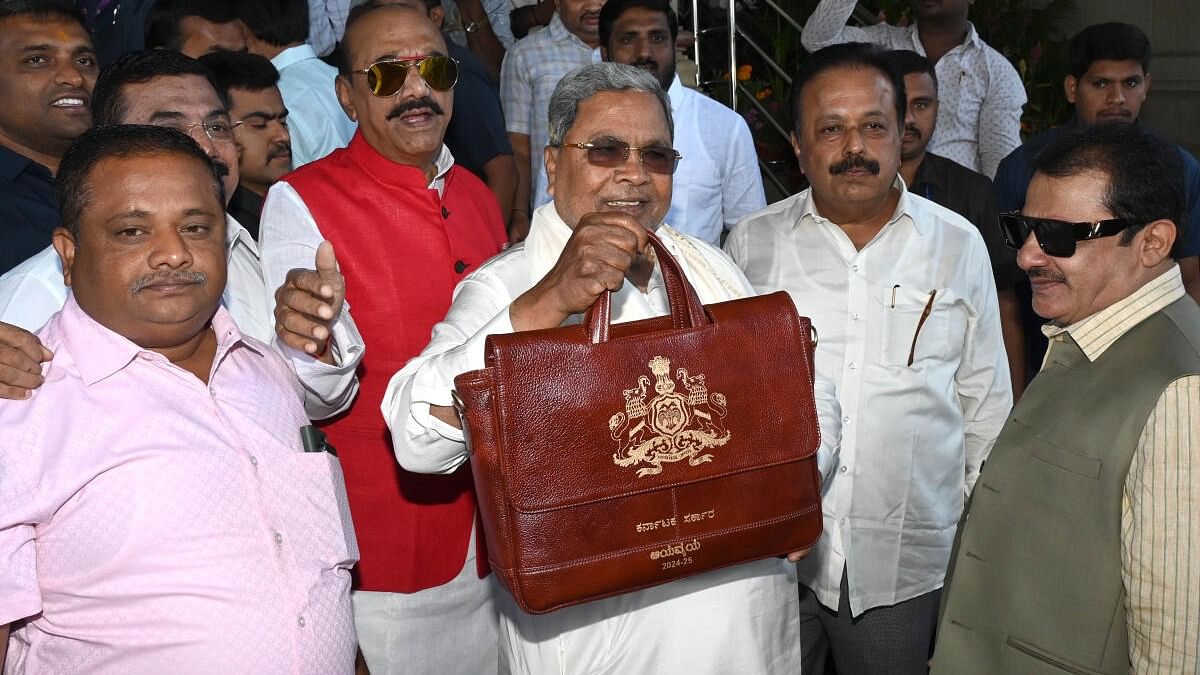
[500, 0, 600, 240]
[241, 0, 357, 167]
[598, 0, 764, 244]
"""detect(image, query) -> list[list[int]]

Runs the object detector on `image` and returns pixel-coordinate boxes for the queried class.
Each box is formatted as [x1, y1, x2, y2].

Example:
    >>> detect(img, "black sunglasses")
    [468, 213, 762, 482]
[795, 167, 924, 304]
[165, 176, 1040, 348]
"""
[998, 211, 1134, 258]
[559, 140, 681, 175]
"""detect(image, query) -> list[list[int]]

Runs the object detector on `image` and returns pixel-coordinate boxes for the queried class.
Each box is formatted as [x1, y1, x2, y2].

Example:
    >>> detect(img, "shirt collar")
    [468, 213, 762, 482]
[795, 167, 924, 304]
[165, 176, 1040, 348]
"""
[548, 12, 593, 49]
[911, 152, 945, 194]
[226, 213, 260, 260]
[60, 293, 252, 387]
[667, 74, 684, 111]
[1042, 264, 1186, 362]
[909, 21, 983, 53]
[345, 131, 455, 191]
[270, 43, 318, 71]
[796, 174, 923, 234]
[0, 143, 51, 184]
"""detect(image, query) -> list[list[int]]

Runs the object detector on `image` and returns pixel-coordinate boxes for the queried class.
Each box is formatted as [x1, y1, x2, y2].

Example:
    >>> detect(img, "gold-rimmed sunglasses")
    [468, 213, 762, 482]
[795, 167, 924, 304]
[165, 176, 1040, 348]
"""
[353, 56, 459, 96]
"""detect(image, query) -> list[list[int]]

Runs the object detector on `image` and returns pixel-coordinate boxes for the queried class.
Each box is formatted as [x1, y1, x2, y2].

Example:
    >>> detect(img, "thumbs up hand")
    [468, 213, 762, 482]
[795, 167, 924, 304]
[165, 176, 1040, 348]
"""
[273, 241, 347, 364]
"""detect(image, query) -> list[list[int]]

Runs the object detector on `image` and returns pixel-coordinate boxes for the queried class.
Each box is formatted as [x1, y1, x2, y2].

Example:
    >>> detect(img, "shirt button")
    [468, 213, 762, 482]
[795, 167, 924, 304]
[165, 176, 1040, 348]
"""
[842, 416, 850, 423]
[297, 616, 306, 628]
[848, 362, 857, 370]
[839, 465, 848, 474]
[249, 456, 258, 467]
[851, 264, 860, 272]
[454, 260, 468, 274]
[273, 532, 283, 545]
[852, 313, 861, 321]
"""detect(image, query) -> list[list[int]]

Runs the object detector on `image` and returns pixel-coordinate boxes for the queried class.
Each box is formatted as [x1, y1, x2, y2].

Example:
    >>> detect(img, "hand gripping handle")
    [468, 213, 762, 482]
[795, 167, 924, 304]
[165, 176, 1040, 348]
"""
[582, 229, 711, 344]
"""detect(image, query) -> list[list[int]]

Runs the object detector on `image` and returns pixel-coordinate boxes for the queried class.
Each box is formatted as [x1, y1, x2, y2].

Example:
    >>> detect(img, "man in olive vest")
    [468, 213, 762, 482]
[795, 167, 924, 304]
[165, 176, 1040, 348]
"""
[932, 122, 1199, 674]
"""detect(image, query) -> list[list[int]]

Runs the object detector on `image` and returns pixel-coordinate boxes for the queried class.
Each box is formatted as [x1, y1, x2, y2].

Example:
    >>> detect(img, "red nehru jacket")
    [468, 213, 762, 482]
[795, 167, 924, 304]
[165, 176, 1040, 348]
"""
[284, 132, 507, 592]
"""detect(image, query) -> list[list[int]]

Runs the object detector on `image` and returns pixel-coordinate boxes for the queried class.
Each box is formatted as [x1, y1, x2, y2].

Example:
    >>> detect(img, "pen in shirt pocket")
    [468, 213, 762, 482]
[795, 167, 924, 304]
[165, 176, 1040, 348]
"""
[301, 425, 338, 457]
[907, 290, 938, 367]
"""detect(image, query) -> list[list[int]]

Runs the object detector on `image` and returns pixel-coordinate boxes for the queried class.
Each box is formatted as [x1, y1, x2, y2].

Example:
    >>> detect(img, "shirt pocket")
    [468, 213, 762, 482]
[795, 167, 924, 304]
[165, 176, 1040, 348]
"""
[875, 285, 966, 368]
[287, 451, 359, 570]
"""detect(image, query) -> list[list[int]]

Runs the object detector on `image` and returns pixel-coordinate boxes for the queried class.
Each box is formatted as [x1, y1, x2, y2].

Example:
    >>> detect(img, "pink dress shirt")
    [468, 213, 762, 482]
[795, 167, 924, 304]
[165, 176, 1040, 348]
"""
[0, 296, 358, 674]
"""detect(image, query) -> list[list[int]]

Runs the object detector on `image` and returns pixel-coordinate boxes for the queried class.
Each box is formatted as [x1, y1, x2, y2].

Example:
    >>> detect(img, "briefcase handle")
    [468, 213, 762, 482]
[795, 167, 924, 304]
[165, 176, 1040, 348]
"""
[583, 229, 711, 344]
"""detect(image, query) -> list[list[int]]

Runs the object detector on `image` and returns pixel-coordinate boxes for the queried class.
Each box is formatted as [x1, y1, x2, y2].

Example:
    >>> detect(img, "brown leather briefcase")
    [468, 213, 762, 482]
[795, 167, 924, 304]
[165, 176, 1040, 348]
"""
[452, 231, 822, 614]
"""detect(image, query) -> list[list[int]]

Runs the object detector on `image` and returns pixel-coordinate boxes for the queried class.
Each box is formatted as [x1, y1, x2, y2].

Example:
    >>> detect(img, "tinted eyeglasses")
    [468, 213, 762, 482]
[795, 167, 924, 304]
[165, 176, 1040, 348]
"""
[354, 56, 459, 96]
[998, 211, 1134, 258]
[560, 141, 682, 175]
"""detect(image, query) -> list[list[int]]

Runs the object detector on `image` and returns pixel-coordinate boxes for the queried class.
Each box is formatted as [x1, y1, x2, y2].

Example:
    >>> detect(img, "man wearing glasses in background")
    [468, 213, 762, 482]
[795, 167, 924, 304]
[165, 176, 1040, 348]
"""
[257, 5, 506, 673]
[200, 50, 293, 241]
[933, 123, 1199, 674]
[725, 43, 1011, 673]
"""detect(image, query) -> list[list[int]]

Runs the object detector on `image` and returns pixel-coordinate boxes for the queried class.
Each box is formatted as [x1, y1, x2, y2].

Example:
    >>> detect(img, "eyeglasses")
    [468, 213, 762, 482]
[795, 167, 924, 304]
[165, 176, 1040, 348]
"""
[155, 114, 242, 143]
[559, 141, 682, 175]
[354, 56, 459, 96]
[998, 211, 1134, 258]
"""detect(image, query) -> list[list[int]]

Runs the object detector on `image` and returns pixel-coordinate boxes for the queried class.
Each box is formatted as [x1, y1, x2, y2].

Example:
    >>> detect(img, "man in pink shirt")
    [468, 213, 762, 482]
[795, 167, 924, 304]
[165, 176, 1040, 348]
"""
[0, 124, 358, 674]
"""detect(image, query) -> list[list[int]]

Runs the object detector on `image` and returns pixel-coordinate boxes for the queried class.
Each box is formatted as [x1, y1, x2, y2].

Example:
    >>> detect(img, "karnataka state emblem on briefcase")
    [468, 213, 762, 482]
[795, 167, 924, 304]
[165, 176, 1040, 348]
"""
[608, 356, 732, 477]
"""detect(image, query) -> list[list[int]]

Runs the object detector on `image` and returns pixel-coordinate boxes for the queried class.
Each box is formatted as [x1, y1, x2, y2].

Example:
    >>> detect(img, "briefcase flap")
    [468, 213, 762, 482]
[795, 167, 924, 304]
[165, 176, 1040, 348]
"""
[476, 290, 820, 514]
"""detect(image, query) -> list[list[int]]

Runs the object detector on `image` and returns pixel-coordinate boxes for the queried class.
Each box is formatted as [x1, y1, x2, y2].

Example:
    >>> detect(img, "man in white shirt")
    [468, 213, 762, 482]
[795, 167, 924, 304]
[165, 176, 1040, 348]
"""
[384, 62, 837, 674]
[240, 0, 357, 166]
[0, 49, 361, 418]
[597, 0, 764, 244]
[725, 43, 1011, 674]
[801, 0, 1024, 177]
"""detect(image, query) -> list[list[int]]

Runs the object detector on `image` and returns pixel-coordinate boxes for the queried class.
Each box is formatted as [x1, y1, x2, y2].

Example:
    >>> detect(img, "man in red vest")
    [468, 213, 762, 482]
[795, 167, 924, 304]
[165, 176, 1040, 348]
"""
[257, 4, 507, 673]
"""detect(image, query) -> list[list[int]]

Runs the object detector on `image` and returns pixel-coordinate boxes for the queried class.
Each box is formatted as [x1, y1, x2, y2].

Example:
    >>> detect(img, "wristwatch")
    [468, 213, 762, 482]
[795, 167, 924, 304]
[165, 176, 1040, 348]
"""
[464, 15, 490, 33]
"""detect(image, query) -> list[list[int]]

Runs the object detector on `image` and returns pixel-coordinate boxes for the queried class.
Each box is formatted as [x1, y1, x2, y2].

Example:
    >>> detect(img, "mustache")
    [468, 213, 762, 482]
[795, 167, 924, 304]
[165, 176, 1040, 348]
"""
[131, 270, 208, 293]
[1026, 267, 1067, 283]
[267, 142, 292, 162]
[387, 96, 445, 120]
[904, 124, 921, 138]
[581, 10, 600, 21]
[630, 57, 658, 71]
[829, 154, 880, 175]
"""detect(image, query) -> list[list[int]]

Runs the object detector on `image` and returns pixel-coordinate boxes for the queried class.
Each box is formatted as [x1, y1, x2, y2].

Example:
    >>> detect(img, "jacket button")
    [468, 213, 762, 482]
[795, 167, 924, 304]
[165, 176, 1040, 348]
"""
[454, 260, 468, 274]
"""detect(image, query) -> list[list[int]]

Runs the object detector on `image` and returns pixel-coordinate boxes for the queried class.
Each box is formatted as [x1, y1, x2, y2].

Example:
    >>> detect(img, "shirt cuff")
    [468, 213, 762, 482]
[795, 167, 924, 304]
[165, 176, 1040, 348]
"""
[288, 307, 364, 418]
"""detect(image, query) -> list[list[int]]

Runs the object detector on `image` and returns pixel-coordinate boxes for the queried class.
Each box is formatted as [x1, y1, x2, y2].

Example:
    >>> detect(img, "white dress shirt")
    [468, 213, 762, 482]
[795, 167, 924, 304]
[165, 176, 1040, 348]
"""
[272, 44, 357, 167]
[800, 0, 1026, 177]
[665, 75, 766, 244]
[380, 202, 845, 672]
[725, 181, 1012, 616]
[0, 216, 362, 420]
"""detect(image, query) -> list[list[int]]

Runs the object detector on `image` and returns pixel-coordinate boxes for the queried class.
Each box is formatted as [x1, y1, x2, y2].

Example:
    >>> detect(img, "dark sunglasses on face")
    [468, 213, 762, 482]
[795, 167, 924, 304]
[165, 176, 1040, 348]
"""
[998, 211, 1135, 258]
[559, 140, 682, 175]
[354, 56, 459, 96]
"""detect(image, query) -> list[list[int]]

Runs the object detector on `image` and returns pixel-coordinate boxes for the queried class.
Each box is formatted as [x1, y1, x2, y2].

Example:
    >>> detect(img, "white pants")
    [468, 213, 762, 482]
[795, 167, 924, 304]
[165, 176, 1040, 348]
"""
[497, 558, 801, 674]
[352, 529, 499, 674]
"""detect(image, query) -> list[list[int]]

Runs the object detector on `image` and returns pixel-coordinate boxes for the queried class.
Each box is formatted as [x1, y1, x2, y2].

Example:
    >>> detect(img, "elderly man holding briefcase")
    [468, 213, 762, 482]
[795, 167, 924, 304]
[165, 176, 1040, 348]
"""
[383, 62, 841, 673]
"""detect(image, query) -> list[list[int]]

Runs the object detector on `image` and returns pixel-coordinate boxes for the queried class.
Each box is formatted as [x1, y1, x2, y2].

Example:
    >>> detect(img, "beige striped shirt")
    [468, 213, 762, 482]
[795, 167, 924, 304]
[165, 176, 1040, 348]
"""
[1043, 265, 1199, 673]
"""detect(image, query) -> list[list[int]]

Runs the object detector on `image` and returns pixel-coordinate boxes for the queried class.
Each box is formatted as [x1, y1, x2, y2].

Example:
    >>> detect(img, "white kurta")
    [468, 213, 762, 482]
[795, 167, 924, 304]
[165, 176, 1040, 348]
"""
[383, 203, 842, 673]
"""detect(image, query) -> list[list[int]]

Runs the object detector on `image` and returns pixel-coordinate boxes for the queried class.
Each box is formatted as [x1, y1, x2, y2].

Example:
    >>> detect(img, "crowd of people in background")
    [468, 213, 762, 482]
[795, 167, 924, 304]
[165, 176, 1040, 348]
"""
[0, 0, 1195, 672]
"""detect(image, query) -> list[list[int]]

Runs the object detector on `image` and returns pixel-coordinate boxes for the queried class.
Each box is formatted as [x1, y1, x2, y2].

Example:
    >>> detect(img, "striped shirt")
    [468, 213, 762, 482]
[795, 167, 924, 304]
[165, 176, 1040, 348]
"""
[1043, 265, 1199, 672]
[499, 12, 594, 208]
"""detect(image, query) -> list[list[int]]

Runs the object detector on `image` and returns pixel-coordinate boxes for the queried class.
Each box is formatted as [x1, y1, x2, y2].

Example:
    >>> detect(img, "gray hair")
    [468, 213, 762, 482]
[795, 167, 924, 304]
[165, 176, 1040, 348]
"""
[546, 62, 673, 146]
